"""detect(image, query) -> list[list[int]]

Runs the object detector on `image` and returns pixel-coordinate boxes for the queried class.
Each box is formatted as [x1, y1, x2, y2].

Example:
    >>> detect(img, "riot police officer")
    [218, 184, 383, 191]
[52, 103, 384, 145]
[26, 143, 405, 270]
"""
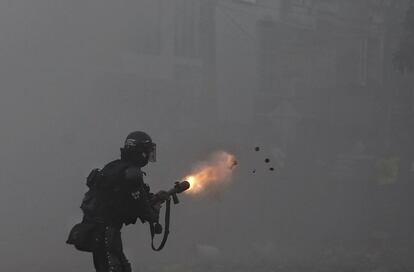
[69, 131, 162, 272]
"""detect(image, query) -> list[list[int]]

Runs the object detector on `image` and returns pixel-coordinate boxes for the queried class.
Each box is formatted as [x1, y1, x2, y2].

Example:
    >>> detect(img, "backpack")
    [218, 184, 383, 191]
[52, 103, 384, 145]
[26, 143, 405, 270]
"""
[80, 168, 105, 219]
[80, 160, 131, 219]
[67, 161, 130, 252]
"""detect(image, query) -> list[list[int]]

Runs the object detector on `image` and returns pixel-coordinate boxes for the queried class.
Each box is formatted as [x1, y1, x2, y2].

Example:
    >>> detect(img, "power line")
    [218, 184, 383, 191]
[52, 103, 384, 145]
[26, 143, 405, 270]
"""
[217, 0, 280, 13]
[216, 3, 257, 42]
[218, 1, 262, 16]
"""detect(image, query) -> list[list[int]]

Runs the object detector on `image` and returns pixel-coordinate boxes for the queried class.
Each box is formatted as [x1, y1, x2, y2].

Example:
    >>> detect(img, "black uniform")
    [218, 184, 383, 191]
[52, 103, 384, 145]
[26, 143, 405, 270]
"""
[67, 131, 158, 272]
[82, 159, 157, 272]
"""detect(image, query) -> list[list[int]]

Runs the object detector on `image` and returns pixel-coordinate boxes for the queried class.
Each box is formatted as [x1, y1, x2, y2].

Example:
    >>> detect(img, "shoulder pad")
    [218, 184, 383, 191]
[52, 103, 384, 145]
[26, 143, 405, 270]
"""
[124, 167, 144, 182]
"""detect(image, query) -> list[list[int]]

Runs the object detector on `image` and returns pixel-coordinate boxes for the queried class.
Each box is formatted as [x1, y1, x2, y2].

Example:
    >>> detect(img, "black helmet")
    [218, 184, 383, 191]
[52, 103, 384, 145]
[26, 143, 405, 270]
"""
[120, 131, 156, 167]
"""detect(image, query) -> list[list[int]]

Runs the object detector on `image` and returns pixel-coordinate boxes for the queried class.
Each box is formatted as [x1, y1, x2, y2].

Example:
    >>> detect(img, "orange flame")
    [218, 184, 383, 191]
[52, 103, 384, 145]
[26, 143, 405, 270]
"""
[184, 151, 237, 195]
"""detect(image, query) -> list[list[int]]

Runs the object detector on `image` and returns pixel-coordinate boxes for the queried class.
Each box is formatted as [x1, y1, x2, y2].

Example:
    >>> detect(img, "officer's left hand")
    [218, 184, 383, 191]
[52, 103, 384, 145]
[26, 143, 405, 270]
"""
[155, 190, 169, 202]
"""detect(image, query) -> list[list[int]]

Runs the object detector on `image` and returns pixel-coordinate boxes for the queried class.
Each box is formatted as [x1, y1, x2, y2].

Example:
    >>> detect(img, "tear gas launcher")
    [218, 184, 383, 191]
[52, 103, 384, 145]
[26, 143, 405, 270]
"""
[150, 181, 190, 206]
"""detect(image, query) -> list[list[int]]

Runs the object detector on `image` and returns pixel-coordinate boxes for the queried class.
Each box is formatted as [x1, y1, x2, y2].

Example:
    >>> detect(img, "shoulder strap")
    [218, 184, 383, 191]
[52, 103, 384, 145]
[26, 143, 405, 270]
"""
[149, 198, 171, 251]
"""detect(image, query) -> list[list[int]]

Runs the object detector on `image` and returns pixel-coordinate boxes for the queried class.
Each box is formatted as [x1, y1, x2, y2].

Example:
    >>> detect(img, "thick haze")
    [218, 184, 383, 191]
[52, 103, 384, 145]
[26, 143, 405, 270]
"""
[1, 1, 414, 271]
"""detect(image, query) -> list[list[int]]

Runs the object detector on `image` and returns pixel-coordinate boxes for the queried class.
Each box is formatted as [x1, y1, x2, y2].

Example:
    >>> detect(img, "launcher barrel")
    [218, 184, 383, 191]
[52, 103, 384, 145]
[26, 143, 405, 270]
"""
[150, 181, 190, 205]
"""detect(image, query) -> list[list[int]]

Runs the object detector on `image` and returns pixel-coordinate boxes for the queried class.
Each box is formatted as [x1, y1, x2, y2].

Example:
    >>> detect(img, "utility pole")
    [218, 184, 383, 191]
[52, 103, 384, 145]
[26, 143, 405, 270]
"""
[199, 0, 218, 126]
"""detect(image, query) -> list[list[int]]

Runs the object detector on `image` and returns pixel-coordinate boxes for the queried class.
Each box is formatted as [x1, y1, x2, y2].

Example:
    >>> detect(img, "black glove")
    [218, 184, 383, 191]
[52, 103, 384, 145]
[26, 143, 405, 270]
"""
[139, 205, 159, 224]
[153, 222, 163, 234]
